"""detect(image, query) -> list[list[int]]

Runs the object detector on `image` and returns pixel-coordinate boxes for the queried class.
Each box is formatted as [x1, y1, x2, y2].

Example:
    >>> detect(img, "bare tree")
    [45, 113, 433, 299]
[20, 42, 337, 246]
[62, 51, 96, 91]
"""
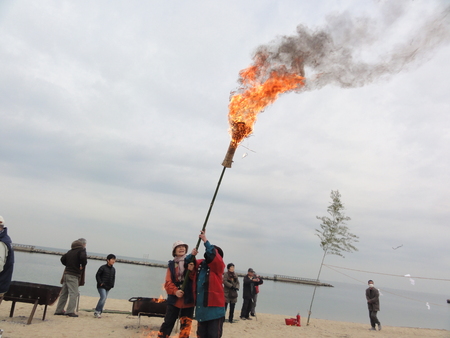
[306, 190, 359, 325]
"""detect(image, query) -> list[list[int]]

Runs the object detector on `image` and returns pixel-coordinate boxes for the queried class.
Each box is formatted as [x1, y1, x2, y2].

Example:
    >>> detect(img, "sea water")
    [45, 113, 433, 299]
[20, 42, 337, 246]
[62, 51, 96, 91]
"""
[10, 251, 449, 330]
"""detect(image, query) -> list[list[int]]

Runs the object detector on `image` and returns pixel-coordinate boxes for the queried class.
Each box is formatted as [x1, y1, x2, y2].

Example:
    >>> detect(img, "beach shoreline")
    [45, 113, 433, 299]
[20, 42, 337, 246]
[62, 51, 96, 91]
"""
[0, 295, 448, 338]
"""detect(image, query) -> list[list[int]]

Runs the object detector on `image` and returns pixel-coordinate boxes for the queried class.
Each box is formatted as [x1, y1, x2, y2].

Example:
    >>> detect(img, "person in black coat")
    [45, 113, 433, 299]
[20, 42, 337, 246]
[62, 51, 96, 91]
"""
[94, 254, 116, 318]
[366, 279, 381, 331]
[240, 268, 263, 320]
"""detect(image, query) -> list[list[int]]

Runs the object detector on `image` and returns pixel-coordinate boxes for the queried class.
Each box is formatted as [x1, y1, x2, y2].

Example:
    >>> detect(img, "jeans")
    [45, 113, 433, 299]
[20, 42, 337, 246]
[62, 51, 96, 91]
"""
[95, 288, 109, 313]
[55, 274, 79, 314]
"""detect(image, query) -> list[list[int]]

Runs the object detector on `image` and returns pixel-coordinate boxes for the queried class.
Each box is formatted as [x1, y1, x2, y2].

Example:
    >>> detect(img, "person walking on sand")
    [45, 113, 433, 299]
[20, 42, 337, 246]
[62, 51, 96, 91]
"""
[54, 238, 87, 317]
[240, 268, 263, 320]
[94, 254, 116, 318]
[366, 279, 381, 331]
[223, 263, 239, 323]
[158, 241, 195, 338]
[0, 216, 14, 297]
[188, 230, 225, 338]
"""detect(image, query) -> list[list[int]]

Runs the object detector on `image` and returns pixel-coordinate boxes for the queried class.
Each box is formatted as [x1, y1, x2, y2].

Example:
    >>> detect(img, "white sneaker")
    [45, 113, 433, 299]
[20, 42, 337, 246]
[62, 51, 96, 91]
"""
[94, 312, 101, 318]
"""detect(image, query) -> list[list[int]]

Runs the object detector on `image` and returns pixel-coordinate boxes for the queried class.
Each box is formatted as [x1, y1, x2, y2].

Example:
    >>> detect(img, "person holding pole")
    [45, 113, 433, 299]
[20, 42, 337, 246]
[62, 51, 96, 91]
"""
[188, 230, 225, 338]
[158, 241, 195, 338]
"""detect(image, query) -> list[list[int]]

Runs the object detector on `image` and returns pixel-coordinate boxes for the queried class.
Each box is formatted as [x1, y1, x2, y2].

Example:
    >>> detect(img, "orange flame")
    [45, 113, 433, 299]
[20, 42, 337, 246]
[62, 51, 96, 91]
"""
[139, 317, 194, 338]
[154, 295, 165, 303]
[227, 53, 305, 148]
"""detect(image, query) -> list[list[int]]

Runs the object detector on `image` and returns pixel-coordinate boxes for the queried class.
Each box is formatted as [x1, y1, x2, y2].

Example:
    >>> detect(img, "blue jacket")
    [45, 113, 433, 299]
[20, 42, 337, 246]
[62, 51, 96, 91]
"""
[0, 228, 14, 294]
[187, 241, 225, 322]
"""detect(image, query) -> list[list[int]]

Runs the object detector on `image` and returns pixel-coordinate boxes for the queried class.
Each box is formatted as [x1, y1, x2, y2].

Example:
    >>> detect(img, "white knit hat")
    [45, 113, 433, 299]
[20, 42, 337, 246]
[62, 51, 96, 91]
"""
[172, 240, 188, 257]
[0, 216, 4, 225]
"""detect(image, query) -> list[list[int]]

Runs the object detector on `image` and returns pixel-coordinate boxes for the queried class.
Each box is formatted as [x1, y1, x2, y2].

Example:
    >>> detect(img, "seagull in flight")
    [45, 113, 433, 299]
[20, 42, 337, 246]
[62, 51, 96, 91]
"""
[392, 244, 403, 250]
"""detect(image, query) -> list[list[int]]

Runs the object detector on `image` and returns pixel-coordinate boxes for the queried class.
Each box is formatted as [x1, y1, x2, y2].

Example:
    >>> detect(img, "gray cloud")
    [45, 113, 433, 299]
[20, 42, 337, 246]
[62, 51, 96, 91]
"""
[0, 0, 449, 294]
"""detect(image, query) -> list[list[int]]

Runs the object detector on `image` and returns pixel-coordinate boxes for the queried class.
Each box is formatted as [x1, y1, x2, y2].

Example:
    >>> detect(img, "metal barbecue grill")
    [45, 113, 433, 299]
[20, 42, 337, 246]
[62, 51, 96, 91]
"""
[129, 297, 167, 325]
[0, 280, 62, 324]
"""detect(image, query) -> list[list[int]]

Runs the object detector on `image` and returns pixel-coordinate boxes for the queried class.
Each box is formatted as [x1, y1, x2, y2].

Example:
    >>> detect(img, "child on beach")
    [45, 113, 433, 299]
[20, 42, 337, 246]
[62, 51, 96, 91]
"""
[94, 254, 116, 318]
[158, 241, 195, 338]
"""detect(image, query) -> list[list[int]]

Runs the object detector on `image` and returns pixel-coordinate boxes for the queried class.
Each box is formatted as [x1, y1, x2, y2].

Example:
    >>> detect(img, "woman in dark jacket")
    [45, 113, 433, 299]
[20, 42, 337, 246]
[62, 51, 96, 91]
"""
[223, 263, 239, 323]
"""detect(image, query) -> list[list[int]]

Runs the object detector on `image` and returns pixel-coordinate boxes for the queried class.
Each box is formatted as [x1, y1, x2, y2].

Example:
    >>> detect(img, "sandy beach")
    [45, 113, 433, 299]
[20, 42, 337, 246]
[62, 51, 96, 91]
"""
[0, 296, 448, 338]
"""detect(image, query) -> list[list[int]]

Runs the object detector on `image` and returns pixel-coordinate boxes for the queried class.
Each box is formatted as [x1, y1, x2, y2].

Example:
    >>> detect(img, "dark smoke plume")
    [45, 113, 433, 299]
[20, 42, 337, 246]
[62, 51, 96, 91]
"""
[249, 2, 450, 91]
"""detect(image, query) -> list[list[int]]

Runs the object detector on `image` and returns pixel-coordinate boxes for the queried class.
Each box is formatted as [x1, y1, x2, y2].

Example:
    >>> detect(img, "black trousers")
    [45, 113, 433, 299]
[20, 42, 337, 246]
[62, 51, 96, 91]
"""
[369, 310, 380, 328]
[240, 298, 252, 318]
[158, 304, 194, 338]
[197, 317, 224, 338]
[225, 302, 236, 321]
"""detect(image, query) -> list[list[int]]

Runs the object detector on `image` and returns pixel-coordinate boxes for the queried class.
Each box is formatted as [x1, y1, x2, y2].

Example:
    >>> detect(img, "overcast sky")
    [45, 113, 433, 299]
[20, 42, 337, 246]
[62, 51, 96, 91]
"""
[1, 0, 449, 295]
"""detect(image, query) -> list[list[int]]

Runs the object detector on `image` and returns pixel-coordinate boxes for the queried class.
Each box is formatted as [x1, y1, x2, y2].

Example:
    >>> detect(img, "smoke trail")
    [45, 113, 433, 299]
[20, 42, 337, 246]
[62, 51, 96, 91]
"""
[246, 2, 450, 91]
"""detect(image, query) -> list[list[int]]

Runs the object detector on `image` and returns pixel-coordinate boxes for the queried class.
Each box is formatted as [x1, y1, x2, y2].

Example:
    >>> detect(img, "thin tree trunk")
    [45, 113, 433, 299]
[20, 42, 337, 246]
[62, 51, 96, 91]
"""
[306, 249, 327, 326]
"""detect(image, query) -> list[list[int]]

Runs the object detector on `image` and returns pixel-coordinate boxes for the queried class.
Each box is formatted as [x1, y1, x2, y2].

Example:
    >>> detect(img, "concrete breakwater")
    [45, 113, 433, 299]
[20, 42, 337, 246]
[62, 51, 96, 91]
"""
[13, 243, 333, 287]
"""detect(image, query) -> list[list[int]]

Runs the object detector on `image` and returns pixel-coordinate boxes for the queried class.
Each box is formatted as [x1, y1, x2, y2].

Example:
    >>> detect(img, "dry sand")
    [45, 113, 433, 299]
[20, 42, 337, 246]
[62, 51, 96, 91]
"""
[0, 296, 448, 338]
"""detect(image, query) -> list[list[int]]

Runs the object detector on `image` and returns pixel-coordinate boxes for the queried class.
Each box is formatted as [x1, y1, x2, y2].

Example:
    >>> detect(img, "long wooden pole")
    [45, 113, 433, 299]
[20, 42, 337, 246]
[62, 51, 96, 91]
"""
[180, 165, 227, 290]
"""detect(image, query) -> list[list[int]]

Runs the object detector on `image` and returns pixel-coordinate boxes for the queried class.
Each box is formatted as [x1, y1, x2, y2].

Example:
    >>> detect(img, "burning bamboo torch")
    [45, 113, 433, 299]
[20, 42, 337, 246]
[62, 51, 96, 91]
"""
[222, 121, 249, 168]
[181, 57, 305, 290]
[180, 123, 248, 290]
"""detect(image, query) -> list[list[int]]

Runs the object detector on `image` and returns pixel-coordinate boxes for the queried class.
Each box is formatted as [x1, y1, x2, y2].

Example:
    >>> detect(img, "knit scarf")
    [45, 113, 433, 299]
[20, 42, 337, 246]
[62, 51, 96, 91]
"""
[227, 271, 237, 281]
[174, 255, 186, 281]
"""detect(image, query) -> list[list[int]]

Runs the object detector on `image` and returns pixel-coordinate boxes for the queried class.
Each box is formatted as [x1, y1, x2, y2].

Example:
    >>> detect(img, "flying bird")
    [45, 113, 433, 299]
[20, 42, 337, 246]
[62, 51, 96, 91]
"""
[392, 244, 403, 250]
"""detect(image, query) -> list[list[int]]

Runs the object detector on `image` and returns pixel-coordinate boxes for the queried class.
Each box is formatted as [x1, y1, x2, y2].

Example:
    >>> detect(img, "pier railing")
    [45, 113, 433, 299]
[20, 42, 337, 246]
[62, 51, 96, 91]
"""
[272, 274, 333, 287]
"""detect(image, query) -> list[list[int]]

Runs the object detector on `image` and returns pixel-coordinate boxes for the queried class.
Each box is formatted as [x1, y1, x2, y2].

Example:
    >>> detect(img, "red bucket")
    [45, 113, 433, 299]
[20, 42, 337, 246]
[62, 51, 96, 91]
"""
[285, 318, 297, 326]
